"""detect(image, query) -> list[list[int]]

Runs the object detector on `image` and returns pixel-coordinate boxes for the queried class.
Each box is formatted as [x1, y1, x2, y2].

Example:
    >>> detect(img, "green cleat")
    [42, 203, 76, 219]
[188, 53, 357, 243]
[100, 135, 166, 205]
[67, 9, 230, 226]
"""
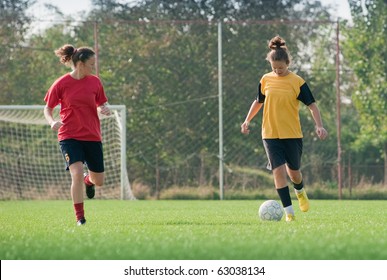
[295, 189, 309, 212]
[286, 214, 295, 222]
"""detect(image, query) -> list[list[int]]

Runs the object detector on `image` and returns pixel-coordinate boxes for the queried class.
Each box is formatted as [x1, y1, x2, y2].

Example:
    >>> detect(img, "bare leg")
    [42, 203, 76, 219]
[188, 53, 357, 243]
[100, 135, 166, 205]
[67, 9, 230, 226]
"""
[69, 161, 84, 203]
[286, 166, 309, 212]
[88, 170, 105, 187]
[69, 161, 86, 224]
[273, 164, 295, 220]
[286, 165, 302, 185]
[272, 164, 288, 189]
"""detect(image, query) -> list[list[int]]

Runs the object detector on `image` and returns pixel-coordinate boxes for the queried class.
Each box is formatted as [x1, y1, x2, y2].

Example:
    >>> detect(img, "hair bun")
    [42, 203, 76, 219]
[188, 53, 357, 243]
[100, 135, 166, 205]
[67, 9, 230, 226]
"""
[266, 36, 291, 64]
[268, 36, 286, 50]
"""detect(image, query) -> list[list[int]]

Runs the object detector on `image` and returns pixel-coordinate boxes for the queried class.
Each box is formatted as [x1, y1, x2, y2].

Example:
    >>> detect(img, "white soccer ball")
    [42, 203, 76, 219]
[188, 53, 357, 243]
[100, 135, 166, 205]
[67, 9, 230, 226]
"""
[258, 200, 284, 221]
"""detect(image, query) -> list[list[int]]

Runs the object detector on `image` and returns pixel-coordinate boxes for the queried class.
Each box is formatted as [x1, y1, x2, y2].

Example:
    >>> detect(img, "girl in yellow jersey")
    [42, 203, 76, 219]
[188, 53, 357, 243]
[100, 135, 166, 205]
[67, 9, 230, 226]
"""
[241, 36, 328, 222]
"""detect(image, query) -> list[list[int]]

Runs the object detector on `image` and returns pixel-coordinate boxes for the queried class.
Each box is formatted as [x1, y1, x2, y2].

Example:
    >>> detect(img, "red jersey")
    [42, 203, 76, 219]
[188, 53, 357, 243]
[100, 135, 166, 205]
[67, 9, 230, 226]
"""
[44, 73, 108, 142]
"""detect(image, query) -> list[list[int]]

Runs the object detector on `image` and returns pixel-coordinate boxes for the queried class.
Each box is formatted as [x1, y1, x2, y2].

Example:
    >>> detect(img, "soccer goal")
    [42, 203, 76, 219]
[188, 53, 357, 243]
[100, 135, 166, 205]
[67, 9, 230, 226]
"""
[0, 105, 135, 200]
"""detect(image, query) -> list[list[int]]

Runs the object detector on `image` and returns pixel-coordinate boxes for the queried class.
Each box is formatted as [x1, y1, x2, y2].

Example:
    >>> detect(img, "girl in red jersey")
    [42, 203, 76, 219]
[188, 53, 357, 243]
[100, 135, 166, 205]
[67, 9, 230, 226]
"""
[241, 36, 328, 222]
[44, 44, 110, 226]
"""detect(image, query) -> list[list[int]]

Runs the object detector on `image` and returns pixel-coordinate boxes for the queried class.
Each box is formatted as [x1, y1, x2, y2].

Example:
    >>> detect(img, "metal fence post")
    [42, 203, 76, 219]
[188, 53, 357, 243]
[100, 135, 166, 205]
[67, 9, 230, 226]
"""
[218, 21, 224, 200]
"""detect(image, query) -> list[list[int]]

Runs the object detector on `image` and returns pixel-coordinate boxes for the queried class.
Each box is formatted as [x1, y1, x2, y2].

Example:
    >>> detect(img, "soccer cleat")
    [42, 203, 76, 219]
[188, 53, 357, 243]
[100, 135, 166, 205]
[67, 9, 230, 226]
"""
[295, 189, 309, 212]
[84, 173, 95, 199]
[285, 214, 295, 222]
[77, 218, 86, 226]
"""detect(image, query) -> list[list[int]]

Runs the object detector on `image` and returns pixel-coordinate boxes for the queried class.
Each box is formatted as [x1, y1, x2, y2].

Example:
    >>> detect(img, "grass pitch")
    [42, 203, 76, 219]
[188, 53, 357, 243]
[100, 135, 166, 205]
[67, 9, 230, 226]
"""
[0, 200, 386, 260]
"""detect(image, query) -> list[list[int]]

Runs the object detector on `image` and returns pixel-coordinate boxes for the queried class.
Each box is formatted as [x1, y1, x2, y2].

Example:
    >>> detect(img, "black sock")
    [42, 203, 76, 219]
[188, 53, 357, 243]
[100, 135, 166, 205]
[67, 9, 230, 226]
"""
[277, 186, 292, 208]
[293, 180, 304, 190]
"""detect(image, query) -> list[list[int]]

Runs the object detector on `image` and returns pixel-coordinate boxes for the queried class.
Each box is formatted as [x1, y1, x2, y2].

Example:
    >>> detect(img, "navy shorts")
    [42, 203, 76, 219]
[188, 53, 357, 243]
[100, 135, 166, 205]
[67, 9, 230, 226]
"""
[59, 139, 104, 172]
[262, 138, 303, 171]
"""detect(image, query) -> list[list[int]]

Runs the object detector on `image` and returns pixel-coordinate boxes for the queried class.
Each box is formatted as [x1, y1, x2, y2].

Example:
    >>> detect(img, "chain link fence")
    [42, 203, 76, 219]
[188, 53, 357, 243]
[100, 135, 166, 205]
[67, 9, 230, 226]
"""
[91, 20, 342, 195]
[4, 19, 385, 198]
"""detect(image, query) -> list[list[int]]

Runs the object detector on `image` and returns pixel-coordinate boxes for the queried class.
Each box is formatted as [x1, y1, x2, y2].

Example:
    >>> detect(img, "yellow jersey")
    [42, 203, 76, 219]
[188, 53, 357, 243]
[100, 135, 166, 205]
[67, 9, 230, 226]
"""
[257, 71, 315, 139]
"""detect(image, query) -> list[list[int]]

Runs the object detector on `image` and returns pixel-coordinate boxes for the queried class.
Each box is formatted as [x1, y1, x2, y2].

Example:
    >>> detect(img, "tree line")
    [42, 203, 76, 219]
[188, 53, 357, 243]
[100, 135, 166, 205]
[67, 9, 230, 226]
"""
[0, 0, 386, 195]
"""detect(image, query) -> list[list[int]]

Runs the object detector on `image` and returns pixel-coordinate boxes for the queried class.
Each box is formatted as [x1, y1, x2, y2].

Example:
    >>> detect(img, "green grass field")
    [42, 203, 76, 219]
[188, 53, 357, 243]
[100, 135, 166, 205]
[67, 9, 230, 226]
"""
[0, 200, 386, 260]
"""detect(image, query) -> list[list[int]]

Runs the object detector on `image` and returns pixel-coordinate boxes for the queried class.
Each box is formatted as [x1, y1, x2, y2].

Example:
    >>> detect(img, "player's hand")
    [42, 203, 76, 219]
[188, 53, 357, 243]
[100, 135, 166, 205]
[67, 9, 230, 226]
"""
[50, 121, 63, 131]
[241, 121, 250, 134]
[98, 103, 111, 116]
[316, 126, 328, 140]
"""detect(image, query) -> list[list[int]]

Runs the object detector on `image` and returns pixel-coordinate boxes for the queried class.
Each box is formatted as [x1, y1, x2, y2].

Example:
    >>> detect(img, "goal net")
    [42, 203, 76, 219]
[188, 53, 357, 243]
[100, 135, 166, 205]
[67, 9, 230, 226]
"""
[0, 105, 135, 200]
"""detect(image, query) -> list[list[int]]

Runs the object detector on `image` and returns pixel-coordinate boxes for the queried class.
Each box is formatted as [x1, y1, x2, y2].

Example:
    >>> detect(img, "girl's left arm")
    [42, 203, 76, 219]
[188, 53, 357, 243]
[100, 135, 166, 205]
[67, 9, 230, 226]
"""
[97, 102, 111, 116]
[308, 103, 328, 140]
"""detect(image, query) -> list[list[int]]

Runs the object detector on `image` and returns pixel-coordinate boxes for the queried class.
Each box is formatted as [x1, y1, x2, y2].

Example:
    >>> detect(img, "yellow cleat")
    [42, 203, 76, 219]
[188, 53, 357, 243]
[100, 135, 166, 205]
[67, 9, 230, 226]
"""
[286, 214, 295, 222]
[295, 189, 310, 212]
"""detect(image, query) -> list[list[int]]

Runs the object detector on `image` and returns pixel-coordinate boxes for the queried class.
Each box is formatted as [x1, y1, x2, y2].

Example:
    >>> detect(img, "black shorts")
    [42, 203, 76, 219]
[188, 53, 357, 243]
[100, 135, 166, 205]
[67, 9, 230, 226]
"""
[262, 138, 303, 171]
[59, 139, 104, 172]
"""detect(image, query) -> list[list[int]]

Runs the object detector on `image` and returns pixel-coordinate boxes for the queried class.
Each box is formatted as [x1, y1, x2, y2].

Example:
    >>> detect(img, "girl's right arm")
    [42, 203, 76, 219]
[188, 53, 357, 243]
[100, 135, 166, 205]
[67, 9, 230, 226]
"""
[241, 100, 263, 134]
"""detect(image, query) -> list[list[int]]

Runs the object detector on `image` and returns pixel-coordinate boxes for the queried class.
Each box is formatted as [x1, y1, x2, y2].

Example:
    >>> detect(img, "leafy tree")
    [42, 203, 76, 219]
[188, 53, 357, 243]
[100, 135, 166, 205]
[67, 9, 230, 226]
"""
[85, 0, 337, 191]
[343, 0, 387, 185]
[3, 0, 376, 195]
[0, 0, 33, 103]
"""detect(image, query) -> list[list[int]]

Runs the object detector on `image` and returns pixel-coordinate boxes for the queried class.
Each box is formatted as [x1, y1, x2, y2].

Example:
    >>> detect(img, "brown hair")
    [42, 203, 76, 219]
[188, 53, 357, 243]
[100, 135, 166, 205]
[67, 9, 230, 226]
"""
[266, 36, 291, 65]
[54, 44, 95, 67]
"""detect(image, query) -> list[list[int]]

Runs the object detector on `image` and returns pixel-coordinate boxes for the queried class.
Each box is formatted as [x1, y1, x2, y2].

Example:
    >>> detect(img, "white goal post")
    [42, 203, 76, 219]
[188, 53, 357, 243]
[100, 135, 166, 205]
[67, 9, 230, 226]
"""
[0, 105, 135, 200]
